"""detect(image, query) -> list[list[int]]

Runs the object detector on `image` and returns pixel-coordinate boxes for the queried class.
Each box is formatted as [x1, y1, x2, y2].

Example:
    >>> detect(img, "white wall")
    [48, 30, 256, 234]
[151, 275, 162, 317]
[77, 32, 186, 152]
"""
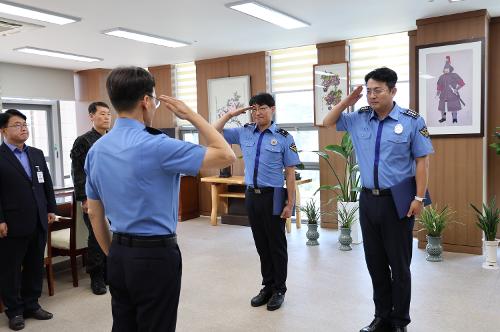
[0, 62, 75, 100]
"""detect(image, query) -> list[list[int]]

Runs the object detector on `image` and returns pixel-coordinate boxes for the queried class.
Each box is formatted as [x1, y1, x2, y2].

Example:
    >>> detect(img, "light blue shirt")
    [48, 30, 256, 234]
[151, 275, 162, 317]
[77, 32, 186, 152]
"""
[85, 118, 206, 236]
[223, 122, 301, 188]
[6, 141, 32, 178]
[336, 103, 434, 189]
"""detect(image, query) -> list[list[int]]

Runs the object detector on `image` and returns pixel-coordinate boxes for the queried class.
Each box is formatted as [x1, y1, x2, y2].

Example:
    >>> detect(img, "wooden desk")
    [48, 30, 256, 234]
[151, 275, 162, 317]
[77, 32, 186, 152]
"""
[200, 176, 312, 233]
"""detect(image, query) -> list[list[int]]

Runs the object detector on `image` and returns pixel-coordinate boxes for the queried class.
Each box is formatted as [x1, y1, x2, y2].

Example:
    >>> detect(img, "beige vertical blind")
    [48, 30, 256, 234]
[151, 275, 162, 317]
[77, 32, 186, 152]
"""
[172, 62, 197, 126]
[349, 32, 409, 85]
[270, 45, 317, 93]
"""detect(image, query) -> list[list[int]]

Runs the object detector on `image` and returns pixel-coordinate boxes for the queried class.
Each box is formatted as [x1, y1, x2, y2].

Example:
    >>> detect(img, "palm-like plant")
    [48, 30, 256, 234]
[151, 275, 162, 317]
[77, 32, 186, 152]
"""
[417, 205, 455, 237]
[490, 127, 500, 155]
[471, 197, 500, 241]
[300, 199, 320, 225]
[315, 132, 360, 202]
[336, 202, 359, 229]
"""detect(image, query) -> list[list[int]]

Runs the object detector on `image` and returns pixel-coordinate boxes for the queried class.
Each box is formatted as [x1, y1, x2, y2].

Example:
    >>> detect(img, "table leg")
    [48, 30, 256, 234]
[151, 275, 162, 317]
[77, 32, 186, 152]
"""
[295, 183, 301, 229]
[210, 184, 219, 226]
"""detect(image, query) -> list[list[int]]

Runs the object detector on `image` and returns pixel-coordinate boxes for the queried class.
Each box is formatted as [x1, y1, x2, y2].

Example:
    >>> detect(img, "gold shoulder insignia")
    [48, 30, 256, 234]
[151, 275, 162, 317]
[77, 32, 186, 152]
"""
[419, 126, 430, 138]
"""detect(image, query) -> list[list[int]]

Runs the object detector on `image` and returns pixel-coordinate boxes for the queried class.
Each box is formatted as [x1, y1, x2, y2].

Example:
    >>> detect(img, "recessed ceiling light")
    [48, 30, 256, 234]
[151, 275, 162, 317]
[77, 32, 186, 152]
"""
[226, 1, 309, 30]
[0, 0, 79, 25]
[449, 0, 464, 2]
[103, 28, 190, 48]
[14, 47, 102, 62]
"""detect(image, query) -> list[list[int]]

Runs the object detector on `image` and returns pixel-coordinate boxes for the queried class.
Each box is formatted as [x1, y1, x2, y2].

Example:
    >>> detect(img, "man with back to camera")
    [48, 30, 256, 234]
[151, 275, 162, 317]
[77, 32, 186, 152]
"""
[323, 67, 434, 332]
[70, 101, 111, 295]
[0, 109, 57, 331]
[85, 66, 236, 332]
[214, 92, 301, 311]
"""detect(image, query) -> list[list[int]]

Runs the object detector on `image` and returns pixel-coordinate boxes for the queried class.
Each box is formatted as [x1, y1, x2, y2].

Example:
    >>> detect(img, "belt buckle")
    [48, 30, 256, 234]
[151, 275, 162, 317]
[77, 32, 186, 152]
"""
[254, 188, 261, 194]
[371, 189, 380, 196]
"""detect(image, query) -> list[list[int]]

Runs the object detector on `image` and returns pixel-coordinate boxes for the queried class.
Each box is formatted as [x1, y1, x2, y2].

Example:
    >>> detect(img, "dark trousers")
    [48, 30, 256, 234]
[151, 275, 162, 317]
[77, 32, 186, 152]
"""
[359, 191, 414, 327]
[245, 190, 288, 293]
[0, 225, 46, 318]
[82, 212, 106, 278]
[107, 240, 182, 332]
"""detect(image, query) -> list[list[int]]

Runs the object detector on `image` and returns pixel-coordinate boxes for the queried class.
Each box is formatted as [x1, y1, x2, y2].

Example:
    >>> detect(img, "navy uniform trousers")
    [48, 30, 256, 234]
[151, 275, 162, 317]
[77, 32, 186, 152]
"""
[245, 189, 288, 293]
[82, 213, 106, 278]
[107, 234, 182, 332]
[359, 191, 414, 327]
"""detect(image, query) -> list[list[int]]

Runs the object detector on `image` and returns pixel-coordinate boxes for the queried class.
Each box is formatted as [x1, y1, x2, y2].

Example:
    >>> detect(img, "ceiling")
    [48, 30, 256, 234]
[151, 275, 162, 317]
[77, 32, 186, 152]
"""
[0, 0, 499, 71]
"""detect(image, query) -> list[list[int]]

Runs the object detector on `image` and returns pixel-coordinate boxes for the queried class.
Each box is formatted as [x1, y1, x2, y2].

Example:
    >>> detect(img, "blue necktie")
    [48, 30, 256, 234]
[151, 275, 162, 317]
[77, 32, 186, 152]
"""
[373, 120, 385, 189]
[253, 131, 266, 188]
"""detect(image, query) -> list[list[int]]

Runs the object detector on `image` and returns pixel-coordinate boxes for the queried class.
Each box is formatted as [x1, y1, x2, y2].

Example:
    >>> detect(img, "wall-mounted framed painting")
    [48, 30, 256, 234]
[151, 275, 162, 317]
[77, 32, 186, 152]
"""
[208, 75, 251, 128]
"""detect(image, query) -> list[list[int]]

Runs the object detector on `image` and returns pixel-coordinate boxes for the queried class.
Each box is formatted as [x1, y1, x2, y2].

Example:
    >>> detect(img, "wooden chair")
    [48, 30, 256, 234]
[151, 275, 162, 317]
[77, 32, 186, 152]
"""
[48, 190, 88, 289]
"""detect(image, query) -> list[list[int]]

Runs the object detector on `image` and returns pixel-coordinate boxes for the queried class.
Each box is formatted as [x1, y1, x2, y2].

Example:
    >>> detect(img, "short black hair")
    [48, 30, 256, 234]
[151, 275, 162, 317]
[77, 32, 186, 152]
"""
[0, 109, 27, 128]
[364, 67, 398, 89]
[88, 101, 110, 114]
[106, 66, 155, 112]
[249, 93, 275, 107]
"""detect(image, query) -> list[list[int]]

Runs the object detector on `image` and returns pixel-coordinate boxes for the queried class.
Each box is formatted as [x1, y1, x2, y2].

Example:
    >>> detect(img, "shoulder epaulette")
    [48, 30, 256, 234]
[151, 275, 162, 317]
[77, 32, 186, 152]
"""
[244, 122, 256, 128]
[276, 128, 289, 137]
[402, 108, 419, 119]
[358, 106, 372, 113]
[145, 127, 164, 136]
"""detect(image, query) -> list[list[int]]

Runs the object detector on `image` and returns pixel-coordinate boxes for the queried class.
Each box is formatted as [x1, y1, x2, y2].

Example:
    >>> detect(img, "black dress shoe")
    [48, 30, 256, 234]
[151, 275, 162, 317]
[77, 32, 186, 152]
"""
[9, 315, 25, 331]
[360, 317, 391, 332]
[393, 327, 407, 332]
[91, 277, 107, 295]
[250, 289, 273, 307]
[438, 118, 446, 123]
[266, 292, 285, 311]
[24, 308, 53, 320]
[452, 119, 458, 123]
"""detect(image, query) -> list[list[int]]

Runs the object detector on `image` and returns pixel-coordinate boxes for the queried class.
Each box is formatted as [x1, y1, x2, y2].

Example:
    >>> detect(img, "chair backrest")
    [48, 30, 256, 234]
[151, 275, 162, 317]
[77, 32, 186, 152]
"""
[52, 189, 88, 250]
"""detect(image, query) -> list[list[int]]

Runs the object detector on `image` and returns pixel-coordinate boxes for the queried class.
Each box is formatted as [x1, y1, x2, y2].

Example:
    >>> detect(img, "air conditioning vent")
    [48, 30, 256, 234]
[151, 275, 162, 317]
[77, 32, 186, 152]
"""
[0, 17, 44, 36]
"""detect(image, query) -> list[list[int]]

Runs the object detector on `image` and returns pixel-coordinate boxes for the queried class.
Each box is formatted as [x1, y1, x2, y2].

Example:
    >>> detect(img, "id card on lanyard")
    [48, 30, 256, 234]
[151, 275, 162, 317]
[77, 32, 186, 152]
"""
[35, 166, 44, 183]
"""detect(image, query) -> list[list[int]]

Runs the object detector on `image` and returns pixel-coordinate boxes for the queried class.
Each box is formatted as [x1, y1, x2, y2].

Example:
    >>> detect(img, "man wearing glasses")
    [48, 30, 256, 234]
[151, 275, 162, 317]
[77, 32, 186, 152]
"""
[0, 109, 56, 331]
[323, 67, 434, 332]
[70, 101, 111, 295]
[214, 93, 301, 311]
[85, 67, 235, 331]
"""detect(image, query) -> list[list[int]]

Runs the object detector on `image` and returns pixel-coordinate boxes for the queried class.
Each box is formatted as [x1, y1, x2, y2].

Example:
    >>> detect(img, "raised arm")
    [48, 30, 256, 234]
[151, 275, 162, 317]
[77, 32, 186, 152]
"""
[323, 85, 363, 127]
[213, 106, 253, 132]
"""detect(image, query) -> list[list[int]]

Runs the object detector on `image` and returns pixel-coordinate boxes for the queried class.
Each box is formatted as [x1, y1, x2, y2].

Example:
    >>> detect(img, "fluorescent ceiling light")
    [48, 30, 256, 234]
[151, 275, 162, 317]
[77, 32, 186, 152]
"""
[103, 28, 190, 48]
[14, 47, 102, 63]
[226, 1, 309, 29]
[0, 0, 79, 25]
[449, 0, 464, 2]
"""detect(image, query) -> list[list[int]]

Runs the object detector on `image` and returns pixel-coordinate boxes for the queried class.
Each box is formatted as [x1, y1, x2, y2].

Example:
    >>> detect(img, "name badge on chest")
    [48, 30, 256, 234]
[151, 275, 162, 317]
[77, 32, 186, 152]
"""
[36, 166, 44, 183]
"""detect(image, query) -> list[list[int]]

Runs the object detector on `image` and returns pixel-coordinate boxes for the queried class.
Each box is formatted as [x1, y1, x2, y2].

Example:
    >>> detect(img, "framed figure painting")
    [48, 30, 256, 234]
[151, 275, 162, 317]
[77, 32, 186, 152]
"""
[313, 62, 349, 126]
[417, 38, 484, 137]
[207, 75, 251, 128]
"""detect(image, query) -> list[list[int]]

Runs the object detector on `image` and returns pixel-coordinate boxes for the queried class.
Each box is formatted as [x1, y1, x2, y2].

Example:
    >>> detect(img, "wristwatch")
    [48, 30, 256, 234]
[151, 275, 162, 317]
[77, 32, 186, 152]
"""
[414, 196, 425, 203]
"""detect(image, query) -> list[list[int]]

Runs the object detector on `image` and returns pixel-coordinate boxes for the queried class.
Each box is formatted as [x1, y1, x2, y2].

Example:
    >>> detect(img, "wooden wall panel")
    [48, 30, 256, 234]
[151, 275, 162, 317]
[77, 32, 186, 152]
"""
[316, 41, 349, 228]
[195, 52, 267, 215]
[488, 18, 500, 237]
[414, 10, 489, 254]
[148, 65, 174, 128]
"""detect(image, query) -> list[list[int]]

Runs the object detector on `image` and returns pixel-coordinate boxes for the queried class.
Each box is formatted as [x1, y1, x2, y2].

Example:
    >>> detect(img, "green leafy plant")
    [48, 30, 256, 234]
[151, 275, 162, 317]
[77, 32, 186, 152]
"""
[315, 132, 360, 202]
[336, 202, 359, 229]
[471, 197, 500, 241]
[300, 198, 321, 225]
[490, 127, 500, 155]
[417, 205, 456, 237]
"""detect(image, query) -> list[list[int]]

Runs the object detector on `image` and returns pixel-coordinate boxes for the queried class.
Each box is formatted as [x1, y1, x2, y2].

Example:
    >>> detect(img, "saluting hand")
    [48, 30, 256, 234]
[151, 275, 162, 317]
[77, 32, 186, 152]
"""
[406, 200, 423, 218]
[344, 85, 364, 106]
[0, 222, 8, 238]
[280, 204, 294, 219]
[229, 106, 253, 118]
[158, 95, 195, 120]
[48, 213, 56, 224]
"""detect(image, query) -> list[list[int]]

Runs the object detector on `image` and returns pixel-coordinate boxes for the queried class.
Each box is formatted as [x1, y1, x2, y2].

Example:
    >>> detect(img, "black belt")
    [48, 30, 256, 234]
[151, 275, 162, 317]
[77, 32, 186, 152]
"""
[112, 233, 177, 248]
[362, 187, 392, 196]
[247, 187, 274, 194]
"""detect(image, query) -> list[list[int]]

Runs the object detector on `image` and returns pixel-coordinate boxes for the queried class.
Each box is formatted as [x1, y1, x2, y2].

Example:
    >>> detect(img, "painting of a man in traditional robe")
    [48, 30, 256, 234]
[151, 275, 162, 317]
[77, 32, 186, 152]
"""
[436, 56, 466, 124]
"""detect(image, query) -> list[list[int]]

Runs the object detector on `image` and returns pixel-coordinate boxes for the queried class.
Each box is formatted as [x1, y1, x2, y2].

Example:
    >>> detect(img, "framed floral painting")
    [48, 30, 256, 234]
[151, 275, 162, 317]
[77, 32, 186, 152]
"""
[313, 62, 349, 126]
[207, 75, 251, 128]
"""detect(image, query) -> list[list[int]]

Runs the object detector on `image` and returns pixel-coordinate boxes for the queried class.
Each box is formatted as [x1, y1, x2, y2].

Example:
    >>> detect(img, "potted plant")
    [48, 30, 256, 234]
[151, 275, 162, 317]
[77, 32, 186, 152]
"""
[417, 205, 455, 262]
[336, 201, 359, 251]
[490, 127, 500, 155]
[300, 199, 320, 246]
[316, 132, 362, 243]
[471, 198, 500, 270]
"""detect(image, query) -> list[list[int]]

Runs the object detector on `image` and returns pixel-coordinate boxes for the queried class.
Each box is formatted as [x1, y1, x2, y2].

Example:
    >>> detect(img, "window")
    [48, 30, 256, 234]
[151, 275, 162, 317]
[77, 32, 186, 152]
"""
[59, 101, 77, 187]
[270, 45, 319, 214]
[173, 62, 197, 127]
[349, 32, 410, 110]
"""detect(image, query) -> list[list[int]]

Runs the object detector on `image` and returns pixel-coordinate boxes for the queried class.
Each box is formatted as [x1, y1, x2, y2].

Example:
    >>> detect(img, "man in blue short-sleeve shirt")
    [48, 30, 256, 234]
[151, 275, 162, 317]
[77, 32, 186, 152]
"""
[85, 67, 235, 332]
[324, 67, 433, 332]
[215, 93, 301, 311]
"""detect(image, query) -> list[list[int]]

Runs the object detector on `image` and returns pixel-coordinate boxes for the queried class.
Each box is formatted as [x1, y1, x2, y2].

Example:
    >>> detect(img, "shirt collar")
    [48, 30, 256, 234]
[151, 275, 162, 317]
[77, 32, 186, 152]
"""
[113, 118, 145, 130]
[5, 141, 27, 153]
[253, 121, 277, 133]
[369, 102, 400, 121]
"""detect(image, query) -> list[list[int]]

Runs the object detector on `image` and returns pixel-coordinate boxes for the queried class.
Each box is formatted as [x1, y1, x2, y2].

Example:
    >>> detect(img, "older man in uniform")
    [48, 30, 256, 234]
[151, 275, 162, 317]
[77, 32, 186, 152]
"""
[70, 101, 111, 295]
[214, 92, 301, 311]
[85, 66, 235, 332]
[323, 67, 434, 332]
